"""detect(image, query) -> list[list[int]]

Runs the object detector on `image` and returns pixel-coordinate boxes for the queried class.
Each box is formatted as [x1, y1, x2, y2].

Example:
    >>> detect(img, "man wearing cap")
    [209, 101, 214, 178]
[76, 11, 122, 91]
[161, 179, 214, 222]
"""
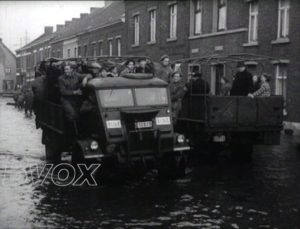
[231, 62, 254, 96]
[187, 71, 210, 95]
[155, 54, 173, 83]
[89, 62, 102, 78]
[58, 64, 86, 137]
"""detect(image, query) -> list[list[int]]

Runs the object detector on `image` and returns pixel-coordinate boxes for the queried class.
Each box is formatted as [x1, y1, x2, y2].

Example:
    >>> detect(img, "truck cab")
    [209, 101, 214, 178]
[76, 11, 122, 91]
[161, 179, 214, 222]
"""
[76, 74, 189, 166]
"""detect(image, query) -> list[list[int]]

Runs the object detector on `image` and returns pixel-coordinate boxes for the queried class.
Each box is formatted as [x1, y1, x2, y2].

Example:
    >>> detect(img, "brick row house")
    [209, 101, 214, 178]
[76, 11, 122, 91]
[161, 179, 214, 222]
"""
[16, 26, 54, 83]
[16, 1, 125, 81]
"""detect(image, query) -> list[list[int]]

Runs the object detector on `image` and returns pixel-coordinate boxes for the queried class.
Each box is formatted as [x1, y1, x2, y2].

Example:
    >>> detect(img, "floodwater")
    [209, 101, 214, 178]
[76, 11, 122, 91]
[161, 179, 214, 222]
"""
[0, 97, 299, 229]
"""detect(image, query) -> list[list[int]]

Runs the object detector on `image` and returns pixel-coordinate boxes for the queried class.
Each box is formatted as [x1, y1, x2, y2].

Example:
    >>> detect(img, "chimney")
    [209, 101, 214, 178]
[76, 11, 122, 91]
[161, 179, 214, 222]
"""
[56, 24, 64, 32]
[44, 26, 53, 34]
[90, 7, 100, 14]
[65, 20, 71, 27]
[80, 13, 89, 19]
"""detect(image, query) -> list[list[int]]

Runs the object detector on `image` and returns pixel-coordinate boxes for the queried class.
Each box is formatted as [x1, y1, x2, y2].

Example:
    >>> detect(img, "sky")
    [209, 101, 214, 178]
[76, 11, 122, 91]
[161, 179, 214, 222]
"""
[0, 1, 105, 53]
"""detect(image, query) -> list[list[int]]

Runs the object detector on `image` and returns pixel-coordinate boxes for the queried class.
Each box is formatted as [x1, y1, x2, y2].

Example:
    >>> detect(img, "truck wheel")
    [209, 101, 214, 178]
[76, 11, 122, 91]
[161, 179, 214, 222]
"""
[208, 143, 222, 159]
[158, 153, 186, 179]
[72, 144, 84, 164]
[231, 143, 253, 162]
[45, 144, 61, 163]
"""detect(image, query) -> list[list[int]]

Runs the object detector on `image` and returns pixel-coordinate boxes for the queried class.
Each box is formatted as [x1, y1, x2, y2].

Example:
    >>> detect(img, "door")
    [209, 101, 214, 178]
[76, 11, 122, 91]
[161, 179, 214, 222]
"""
[211, 64, 225, 95]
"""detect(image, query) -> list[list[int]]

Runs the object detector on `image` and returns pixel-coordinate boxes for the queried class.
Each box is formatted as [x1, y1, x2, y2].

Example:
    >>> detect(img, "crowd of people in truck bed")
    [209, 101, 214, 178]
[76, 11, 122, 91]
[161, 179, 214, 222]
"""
[13, 55, 272, 134]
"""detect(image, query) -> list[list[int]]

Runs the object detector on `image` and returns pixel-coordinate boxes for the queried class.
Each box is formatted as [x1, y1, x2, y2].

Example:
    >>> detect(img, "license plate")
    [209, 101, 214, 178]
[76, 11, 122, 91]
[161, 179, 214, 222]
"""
[135, 121, 152, 129]
[156, 117, 171, 125]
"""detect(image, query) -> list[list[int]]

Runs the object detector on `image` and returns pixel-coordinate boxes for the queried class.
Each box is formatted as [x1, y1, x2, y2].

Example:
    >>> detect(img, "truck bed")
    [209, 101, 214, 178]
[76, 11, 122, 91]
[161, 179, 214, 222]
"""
[179, 95, 284, 132]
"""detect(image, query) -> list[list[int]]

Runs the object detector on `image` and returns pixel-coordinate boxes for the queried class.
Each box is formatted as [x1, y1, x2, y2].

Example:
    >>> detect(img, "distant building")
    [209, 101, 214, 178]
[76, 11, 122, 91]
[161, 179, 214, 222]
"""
[16, 26, 54, 83]
[0, 38, 16, 93]
[16, 0, 125, 74]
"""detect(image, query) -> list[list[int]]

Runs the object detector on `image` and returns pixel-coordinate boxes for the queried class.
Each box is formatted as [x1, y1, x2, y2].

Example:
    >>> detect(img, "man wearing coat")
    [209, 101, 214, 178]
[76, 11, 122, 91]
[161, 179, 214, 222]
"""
[231, 62, 254, 96]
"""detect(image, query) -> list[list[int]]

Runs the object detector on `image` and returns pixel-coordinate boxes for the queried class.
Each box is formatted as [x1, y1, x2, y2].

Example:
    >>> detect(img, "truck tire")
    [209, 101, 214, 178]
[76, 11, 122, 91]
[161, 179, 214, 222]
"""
[158, 153, 186, 179]
[45, 144, 61, 163]
[231, 143, 253, 162]
[72, 144, 84, 164]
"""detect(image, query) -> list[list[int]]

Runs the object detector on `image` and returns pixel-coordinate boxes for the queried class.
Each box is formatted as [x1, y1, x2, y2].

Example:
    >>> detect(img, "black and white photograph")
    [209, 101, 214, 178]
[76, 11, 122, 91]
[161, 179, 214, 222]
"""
[0, 0, 299, 228]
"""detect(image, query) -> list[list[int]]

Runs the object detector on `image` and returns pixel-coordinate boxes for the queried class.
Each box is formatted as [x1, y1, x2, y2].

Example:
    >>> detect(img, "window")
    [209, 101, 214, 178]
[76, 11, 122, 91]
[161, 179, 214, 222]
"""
[67, 49, 71, 58]
[217, 0, 227, 31]
[275, 64, 287, 108]
[40, 50, 44, 61]
[84, 45, 88, 57]
[277, 0, 289, 38]
[169, 4, 177, 39]
[133, 15, 140, 45]
[116, 38, 121, 56]
[108, 40, 113, 56]
[194, 0, 202, 35]
[57, 50, 61, 58]
[33, 52, 37, 65]
[99, 42, 103, 56]
[149, 9, 156, 42]
[78, 46, 81, 57]
[249, 1, 258, 42]
[135, 88, 168, 106]
[98, 89, 134, 108]
[74, 47, 77, 57]
[92, 44, 97, 57]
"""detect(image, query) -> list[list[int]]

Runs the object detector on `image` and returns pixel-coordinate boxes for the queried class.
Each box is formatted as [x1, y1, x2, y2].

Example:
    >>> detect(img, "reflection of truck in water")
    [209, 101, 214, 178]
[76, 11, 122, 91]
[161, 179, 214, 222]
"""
[36, 57, 190, 176]
[174, 54, 284, 159]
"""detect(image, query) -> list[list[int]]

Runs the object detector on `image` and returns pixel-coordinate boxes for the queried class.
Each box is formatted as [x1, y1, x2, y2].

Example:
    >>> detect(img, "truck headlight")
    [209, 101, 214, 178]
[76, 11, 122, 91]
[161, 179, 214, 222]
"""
[177, 134, 185, 144]
[90, 141, 99, 150]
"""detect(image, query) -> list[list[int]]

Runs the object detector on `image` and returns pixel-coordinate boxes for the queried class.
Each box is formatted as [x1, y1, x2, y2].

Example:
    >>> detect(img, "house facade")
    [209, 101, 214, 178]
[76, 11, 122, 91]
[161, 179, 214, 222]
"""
[0, 38, 16, 93]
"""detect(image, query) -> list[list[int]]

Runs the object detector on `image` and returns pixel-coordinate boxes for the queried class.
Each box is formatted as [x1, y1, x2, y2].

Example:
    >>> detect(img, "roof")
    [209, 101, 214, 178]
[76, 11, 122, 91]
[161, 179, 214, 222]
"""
[51, 1, 125, 44]
[87, 76, 167, 90]
[0, 39, 16, 58]
[16, 32, 54, 52]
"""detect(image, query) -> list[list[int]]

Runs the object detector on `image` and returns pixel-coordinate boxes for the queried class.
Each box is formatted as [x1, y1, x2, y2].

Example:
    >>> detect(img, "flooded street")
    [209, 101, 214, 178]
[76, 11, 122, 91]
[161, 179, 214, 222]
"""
[0, 97, 299, 229]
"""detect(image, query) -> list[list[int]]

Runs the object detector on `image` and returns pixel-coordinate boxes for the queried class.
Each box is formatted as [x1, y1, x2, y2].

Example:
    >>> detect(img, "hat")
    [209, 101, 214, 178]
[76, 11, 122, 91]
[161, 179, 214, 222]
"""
[236, 61, 245, 68]
[89, 62, 102, 69]
[160, 54, 169, 62]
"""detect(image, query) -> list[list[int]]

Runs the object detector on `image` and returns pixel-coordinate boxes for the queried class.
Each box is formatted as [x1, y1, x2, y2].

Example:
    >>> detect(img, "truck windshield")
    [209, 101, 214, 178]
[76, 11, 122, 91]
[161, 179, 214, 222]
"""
[98, 89, 134, 108]
[135, 88, 168, 106]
